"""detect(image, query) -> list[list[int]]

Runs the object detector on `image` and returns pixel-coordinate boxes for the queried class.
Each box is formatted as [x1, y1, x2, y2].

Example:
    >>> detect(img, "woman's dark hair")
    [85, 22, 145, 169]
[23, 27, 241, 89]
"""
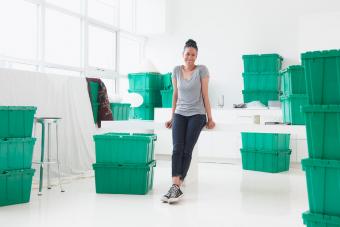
[184, 39, 198, 51]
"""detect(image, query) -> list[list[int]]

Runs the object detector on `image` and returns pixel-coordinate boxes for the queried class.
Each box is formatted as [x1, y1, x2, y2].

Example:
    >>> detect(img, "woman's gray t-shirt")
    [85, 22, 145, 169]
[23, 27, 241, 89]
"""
[172, 65, 209, 116]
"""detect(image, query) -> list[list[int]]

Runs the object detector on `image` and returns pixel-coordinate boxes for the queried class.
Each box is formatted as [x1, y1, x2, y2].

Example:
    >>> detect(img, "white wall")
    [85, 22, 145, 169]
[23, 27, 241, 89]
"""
[145, 0, 340, 108]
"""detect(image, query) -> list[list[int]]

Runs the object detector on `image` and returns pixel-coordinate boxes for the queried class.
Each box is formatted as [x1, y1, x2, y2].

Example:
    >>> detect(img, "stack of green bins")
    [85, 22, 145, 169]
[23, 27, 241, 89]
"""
[128, 72, 163, 120]
[301, 49, 340, 227]
[160, 72, 173, 108]
[0, 106, 36, 206]
[92, 133, 157, 195]
[242, 54, 282, 106]
[240, 132, 291, 173]
[279, 65, 308, 125]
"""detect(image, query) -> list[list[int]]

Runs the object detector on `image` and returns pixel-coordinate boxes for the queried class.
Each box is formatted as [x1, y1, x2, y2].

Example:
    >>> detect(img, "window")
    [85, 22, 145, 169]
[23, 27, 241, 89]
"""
[0, 0, 37, 60]
[45, 8, 81, 67]
[119, 33, 142, 75]
[88, 25, 116, 70]
[46, 0, 81, 13]
[88, 0, 119, 26]
[0, 0, 146, 97]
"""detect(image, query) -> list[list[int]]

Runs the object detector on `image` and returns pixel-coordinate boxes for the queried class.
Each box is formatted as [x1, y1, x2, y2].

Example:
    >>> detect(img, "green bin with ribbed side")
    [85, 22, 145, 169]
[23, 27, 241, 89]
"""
[302, 212, 340, 227]
[240, 149, 291, 173]
[0, 169, 35, 206]
[242, 72, 280, 90]
[0, 138, 36, 171]
[280, 94, 308, 125]
[302, 105, 340, 160]
[242, 90, 279, 106]
[93, 161, 156, 195]
[162, 73, 173, 90]
[0, 106, 37, 138]
[161, 89, 173, 108]
[89, 82, 99, 103]
[280, 65, 306, 95]
[129, 106, 154, 120]
[241, 132, 290, 152]
[302, 159, 340, 216]
[301, 50, 340, 104]
[110, 103, 130, 120]
[94, 133, 157, 164]
[242, 54, 283, 72]
[91, 102, 99, 123]
[128, 73, 162, 91]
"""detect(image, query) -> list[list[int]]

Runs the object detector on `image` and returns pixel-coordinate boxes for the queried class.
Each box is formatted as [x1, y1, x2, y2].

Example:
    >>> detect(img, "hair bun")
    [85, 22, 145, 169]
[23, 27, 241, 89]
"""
[184, 39, 198, 50]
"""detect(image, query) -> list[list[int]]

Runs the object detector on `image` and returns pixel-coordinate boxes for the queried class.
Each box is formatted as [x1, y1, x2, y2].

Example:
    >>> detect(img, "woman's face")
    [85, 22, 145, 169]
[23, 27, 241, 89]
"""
[183, 47, 197, 67]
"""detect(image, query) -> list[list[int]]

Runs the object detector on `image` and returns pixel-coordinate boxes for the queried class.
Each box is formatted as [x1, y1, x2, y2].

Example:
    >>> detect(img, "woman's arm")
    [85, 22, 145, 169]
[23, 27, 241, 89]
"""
[201, 76, 215, 129]
[165, 77, 178, 128]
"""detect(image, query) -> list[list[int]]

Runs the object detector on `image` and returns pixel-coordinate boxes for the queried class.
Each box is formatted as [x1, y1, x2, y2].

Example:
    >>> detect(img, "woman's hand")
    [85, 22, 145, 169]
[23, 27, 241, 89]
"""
[206, 119, 216, 129]
[165, 119, 173, 129]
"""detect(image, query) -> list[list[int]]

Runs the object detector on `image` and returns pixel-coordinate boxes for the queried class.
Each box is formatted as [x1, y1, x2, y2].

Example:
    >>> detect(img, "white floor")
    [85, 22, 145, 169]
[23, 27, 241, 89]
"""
[0, 160, 308, 227]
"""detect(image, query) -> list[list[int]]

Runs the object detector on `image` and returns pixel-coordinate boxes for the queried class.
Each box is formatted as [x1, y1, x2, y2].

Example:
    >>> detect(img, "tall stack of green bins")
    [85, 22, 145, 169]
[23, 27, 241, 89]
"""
[301, 49, 340, 227]
[0, 106, 36, 206]
[240, 132, 291, 173]
[280, 65, 308, 125]
[160, 72, 173, 108]
[242, 54, 282, 106]
[93, 133, 157, 195]
[128, 72, 162, 120]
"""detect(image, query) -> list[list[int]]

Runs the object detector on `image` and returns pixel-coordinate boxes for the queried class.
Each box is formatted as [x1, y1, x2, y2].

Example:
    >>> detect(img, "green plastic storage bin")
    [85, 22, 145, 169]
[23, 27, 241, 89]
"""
[93, 133, 156, 164]
[303, 212, 340, 227]
[0, 169, 35, 206]
[240, 149, 291, 173]
[93, 161, 156, 195]
[302, 105, 340, 160]
[110, 103, 130, 120]
[241, 132, 290, 151]
[130, 106, 154, 120]
[0, 138, 36, 171]
[242, 72, 280, 91]
[89, 81, 99, 103]
[91, 102, 99, 123]
[162, 73, 173, 90]
[0, 106, 37, 138]
[280, 94, 308, 125]
[301, 50, 340, 104]
[280, 65, 306, 95]
[302, 158, 340, 216]
[242, 54, 283, 72]
[128, 90, 161, 107]
[161, 89, 173, 108]
[128, 73, 162, 91]
[242, 90, 279, 106]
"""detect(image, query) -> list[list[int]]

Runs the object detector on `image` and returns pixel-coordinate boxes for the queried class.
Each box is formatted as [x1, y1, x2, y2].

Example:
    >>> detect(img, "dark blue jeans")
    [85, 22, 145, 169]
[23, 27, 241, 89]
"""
[172, 113, 207, 180]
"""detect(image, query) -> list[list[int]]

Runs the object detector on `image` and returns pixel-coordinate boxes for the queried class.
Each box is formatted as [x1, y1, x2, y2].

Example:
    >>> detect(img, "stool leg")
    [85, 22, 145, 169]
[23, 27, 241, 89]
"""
[47, 122, 51, 189]
[38, 122, 45, 196]
[56, 122, 65, 192]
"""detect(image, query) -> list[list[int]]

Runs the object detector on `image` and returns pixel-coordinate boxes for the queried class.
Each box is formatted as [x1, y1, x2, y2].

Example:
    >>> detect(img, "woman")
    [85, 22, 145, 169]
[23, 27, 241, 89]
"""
[161, 39, 215, 204]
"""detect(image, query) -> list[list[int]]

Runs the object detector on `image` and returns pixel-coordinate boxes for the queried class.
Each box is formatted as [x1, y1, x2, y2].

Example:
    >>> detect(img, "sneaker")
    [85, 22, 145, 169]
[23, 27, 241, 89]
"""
[168, 185, 183, 204]
[161, 185, 177, 203]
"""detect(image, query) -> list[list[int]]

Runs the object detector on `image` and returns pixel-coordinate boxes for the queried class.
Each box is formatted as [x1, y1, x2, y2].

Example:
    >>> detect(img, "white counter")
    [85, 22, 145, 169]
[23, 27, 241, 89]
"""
[98, 108, 308, 163]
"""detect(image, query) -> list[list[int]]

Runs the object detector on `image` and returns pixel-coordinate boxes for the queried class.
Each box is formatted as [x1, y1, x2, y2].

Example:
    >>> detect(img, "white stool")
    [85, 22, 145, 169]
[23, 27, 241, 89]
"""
[34, 117, 64, 195]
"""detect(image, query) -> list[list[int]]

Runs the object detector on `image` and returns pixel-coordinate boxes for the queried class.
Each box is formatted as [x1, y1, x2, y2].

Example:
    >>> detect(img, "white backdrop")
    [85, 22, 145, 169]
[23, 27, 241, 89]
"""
[0, 68, 96, 177]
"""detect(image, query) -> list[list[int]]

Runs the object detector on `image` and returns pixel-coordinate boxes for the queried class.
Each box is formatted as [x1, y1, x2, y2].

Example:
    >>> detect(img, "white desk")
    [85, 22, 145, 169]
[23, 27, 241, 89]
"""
[98, 108, 308, 163]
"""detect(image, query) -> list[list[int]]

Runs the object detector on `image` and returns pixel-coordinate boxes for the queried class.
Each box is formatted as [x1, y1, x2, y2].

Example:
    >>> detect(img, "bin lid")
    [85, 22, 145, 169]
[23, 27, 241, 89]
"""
[93, 160, 156, 170]
[94, 132, 157, 141]
[302, 105, 340, 113]
[0, 106, 37, 111]
[242, 53, 283, 60]
[302, 212, 340, 225]
[301, 49, 340, 59]
[301, 158, 340, 169]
